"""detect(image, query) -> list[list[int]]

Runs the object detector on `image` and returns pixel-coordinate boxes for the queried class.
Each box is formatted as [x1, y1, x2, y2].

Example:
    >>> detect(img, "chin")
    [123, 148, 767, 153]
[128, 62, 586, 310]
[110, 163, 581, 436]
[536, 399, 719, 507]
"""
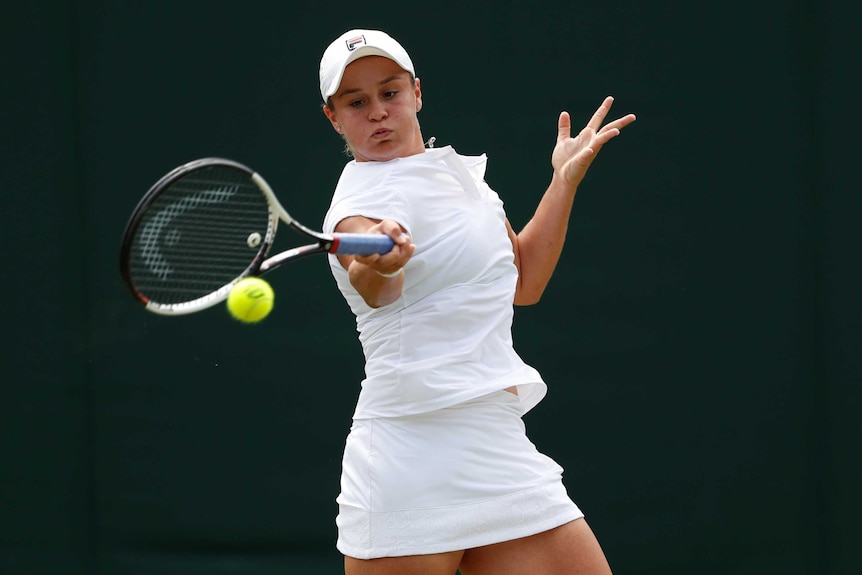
[356, 145, 400, 163]
[359, 142, 424, 163]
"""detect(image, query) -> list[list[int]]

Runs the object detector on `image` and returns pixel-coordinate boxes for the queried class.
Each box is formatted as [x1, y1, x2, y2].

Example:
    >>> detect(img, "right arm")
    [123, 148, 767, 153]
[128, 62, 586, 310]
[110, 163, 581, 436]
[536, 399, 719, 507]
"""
[334, 216, 416, 308]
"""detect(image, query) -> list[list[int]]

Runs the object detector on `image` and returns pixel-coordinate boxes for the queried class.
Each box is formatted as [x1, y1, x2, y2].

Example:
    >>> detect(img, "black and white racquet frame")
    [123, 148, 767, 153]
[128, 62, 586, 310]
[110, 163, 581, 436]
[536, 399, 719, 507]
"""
[120, 158, 393, 315]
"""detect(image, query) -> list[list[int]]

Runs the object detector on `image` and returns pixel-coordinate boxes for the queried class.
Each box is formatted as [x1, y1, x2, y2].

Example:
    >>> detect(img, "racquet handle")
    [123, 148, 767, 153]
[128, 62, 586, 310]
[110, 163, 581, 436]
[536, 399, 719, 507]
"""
[330, 233, 396, 255]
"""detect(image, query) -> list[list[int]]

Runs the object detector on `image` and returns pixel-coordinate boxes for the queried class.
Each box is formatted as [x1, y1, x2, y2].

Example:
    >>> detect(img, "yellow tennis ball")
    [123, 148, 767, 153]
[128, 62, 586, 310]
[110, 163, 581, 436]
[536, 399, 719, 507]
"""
[226, 277, 274, 323]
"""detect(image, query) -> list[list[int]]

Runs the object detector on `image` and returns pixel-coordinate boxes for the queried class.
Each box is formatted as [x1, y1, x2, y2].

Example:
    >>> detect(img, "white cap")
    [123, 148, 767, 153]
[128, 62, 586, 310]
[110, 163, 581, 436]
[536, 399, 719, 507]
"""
[319, 29, 415, 102]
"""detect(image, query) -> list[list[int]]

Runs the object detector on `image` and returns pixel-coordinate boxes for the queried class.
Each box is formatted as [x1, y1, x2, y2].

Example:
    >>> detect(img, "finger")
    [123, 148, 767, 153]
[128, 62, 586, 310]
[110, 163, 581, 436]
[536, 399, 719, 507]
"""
[377, 242, 414, 270]
[557, 111, 572, 142]
[586, 96, 614, 132]
[376, 220, 411, 246]
[354, 253, 380, 266]
[599, 113, 637, 134]
[399, 243, 416, 264]
[593, 127, 621, 146]
[575, 147, 596, 163]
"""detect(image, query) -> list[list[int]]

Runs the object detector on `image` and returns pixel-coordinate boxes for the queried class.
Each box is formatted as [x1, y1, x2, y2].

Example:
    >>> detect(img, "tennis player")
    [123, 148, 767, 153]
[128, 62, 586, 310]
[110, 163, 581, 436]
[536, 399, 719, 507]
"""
[319, 29, 635, 575]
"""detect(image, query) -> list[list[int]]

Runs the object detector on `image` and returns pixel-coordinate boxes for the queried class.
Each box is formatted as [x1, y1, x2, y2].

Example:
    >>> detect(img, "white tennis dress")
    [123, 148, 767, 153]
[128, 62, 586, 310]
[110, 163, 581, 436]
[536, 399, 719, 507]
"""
[323, 146, 583, 559]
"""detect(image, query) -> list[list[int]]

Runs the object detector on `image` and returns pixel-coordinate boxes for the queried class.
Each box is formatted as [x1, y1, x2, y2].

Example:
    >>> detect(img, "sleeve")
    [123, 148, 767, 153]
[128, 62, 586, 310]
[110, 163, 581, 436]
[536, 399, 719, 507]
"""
[322, 183, 413, 236]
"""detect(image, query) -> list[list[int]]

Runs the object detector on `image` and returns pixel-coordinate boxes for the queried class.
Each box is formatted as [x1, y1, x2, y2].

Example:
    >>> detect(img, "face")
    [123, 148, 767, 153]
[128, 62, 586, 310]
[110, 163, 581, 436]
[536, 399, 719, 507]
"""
[324, 56, 425, 162]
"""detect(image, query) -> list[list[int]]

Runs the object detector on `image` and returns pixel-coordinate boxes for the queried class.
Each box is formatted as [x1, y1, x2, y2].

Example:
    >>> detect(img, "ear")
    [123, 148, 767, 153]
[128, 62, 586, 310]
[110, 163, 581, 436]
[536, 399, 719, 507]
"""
[414, 77, 423, 113]
[323, 105, 341, 133]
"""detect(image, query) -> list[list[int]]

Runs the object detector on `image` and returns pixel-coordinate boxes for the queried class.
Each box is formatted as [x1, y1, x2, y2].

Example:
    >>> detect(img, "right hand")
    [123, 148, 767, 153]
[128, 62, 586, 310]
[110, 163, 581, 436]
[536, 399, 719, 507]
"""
[352, 219, 415, 277]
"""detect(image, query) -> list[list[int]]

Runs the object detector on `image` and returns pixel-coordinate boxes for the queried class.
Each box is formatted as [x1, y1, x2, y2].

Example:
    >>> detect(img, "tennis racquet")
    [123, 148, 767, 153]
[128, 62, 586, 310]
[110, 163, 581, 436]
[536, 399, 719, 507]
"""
[120, 157, 394, 316]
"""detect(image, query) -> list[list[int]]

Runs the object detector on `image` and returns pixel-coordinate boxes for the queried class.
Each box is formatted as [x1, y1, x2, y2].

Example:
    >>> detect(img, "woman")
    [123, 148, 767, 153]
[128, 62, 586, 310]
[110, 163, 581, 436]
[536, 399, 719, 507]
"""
[319, 29, 635, 575]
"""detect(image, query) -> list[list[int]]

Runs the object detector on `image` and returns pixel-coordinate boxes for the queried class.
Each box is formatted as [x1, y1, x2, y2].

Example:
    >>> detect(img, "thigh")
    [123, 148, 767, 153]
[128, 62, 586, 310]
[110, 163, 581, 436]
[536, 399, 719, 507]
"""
[344, 551, 463, 575]
[458, 519, 612, 575]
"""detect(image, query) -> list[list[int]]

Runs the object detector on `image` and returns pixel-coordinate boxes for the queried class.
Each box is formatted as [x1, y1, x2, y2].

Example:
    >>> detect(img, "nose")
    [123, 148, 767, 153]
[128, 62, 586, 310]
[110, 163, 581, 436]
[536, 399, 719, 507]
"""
[368, 97, 388, 122]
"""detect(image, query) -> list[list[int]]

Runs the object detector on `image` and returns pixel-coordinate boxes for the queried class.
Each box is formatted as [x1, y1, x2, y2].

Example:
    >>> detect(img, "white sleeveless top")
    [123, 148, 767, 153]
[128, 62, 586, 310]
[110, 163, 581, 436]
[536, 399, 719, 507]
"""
[323, 146, 546, 419]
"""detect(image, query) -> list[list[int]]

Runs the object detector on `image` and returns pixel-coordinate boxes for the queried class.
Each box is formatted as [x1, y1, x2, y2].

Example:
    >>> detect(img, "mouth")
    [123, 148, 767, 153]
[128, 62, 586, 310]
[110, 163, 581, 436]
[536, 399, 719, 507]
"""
[371, 128, 392, 139]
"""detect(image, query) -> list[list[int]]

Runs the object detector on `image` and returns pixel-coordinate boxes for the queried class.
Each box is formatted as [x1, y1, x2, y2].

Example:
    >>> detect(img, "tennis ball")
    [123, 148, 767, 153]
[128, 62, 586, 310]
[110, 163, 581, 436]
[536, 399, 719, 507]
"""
[226, 277, 274, 323]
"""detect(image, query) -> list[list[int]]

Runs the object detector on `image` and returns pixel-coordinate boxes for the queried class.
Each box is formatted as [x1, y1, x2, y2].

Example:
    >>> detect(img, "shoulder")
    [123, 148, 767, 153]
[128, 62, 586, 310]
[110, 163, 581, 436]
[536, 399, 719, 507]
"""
[323, 165, 412, 234]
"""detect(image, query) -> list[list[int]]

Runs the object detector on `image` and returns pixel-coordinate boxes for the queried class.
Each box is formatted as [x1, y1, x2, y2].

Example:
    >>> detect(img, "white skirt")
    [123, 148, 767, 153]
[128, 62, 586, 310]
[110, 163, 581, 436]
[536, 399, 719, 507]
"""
[336, 390, 584, 559]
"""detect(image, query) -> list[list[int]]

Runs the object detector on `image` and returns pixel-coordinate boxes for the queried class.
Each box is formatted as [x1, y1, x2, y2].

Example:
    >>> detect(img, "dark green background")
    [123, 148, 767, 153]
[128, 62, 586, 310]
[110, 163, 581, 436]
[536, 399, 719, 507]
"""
[1, 1, 858, 573]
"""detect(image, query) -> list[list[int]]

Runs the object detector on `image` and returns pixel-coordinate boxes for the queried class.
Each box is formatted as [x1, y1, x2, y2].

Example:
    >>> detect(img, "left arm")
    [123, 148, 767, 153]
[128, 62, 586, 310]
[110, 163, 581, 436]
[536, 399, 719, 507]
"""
[511, 96, 636, 305]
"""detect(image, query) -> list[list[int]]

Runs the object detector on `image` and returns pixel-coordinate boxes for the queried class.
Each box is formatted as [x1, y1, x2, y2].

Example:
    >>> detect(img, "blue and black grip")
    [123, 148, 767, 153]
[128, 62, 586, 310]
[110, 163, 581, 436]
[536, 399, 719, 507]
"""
[329, 233, 396, 256]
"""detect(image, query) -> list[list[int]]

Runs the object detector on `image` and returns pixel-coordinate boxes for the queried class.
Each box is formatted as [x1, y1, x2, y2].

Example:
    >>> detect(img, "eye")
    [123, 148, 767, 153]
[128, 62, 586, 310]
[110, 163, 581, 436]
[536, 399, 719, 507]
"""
[383, 90, 398, 99]
[349, 99, 365, 108]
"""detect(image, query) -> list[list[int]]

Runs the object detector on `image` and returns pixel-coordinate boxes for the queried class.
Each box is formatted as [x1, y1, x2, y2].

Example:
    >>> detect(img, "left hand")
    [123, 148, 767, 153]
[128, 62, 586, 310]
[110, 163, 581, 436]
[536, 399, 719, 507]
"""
[552, 96, 636, 189]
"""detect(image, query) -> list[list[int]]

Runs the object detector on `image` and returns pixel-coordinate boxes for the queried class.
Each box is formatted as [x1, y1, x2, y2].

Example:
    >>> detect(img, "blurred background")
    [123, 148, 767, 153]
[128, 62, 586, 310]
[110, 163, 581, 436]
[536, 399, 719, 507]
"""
[1, 1, 857, 573]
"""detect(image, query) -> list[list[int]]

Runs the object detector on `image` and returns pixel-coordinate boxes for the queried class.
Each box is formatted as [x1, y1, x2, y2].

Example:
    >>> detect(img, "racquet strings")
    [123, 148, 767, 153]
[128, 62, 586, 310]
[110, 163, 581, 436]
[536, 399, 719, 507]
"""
[127, 165, 272, 305]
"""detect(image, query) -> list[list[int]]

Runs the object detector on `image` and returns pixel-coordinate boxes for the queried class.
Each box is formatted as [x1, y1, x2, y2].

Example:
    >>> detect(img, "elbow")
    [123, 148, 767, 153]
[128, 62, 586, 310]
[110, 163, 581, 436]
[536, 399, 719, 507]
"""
[513, 286, 545, 306]
[363, 279, 404, 307]
[512, 262, 552, 306]
[514, 296, 542, 306]
[363, 296, 383, 309]
[363, 294, 397, 309]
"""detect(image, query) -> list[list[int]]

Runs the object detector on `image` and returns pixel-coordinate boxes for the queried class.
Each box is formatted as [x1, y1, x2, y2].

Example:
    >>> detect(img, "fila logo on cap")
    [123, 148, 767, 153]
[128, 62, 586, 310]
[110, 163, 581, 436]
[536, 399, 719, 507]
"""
[346, 35, 366, 51]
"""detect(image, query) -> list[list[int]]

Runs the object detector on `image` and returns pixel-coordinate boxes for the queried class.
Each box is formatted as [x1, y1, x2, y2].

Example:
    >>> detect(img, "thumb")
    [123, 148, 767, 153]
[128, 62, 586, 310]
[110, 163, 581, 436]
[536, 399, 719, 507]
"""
[557, 111, 571, 142]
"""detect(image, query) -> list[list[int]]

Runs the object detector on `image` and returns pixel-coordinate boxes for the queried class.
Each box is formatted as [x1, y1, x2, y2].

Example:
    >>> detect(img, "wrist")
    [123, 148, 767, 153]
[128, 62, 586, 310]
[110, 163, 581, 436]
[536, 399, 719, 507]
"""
[550, 169, 577, 188]
[376, 268, 404, 279]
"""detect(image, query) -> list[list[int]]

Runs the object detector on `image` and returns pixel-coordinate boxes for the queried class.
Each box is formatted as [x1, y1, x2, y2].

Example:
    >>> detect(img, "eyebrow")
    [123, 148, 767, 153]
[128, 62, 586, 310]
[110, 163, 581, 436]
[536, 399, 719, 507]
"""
[337, 73, 409, 98]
